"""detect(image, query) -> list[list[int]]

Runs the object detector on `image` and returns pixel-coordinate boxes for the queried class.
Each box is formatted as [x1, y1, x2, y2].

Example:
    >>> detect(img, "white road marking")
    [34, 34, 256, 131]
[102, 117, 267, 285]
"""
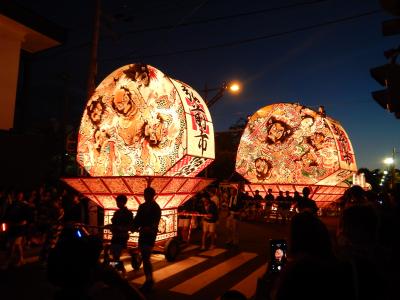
[170, 252, 257, 295]
[131, 256, 207, 285]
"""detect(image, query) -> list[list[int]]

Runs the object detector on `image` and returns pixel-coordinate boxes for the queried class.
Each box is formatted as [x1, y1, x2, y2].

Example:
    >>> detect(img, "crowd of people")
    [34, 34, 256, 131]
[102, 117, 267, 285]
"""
[1, 182, 399, 299]
[176, 186, 319, 249]
[0, 184, 86, 267]
[0, 182, 324, 270]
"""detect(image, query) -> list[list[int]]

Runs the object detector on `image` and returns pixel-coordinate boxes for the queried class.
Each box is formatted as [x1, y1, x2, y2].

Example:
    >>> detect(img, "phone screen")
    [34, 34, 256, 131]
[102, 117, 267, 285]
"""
[269, 239, 288, 273]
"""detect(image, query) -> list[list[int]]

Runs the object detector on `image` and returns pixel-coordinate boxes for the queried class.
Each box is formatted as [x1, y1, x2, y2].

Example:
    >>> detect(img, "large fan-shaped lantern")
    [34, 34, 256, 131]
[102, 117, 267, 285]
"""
[236, 103, 357, 205]
[77, 64, 214, 177]
[63, 64, 215, 244]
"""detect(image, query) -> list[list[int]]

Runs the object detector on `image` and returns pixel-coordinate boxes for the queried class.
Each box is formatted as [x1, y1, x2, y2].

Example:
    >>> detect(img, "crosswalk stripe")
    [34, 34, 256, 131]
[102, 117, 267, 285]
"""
[151, 253, 165, 262]
[228, 264, 267, 299]
[121, 253, 164, 264]
[170, 252, 257, 295]
[200, 248, 227, 257]
[125, 264, 133, 273]
[181, 244, 199, 253]
[131, 256, 207, 285]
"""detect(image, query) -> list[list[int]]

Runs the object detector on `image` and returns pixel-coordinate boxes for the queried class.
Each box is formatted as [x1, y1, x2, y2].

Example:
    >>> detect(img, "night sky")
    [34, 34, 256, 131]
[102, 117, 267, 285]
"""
[15, 0, 400, 170]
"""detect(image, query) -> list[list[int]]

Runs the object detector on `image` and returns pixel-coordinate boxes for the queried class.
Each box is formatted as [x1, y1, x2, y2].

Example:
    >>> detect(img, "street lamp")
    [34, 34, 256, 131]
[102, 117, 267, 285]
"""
[383, 148, 396, 189]
[383, 157, 394, 165]
[228, 82, 241, 93]
[203, 81, 241, 108]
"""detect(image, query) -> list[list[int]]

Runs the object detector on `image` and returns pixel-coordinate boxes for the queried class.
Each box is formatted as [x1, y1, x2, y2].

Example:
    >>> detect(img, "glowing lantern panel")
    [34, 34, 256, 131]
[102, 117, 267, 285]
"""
[236, 103, 357, 186]
[77, 64, 214, 177]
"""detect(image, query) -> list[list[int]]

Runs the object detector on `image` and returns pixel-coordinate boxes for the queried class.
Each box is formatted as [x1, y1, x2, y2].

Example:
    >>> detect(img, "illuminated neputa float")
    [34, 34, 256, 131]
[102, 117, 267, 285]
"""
[63, 64, 214, 259]
[235, 103, 357, 206]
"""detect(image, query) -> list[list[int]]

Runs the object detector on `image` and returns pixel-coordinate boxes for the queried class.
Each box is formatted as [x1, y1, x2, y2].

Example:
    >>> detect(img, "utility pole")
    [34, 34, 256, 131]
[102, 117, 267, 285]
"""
[86, 0, 101, 101]
[86, 0, 101, 234]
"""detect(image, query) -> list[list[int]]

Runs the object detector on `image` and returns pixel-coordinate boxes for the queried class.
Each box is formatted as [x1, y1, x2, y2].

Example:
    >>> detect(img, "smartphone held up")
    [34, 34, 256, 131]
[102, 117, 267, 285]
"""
[269, 239, 288, 273]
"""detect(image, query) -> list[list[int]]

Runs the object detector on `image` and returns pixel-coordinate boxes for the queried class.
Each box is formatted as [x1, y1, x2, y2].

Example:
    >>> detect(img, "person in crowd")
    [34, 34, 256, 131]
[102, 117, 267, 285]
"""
[297, 187, 318, 215]
[36, 190, 54, 244]
[234, 189, 245, 213]
[209, 188, 220, 208]
[280, 192, 292, 221]
[4, 191, 31, 267]
[231, 189, 244, 221]
[60, 189, 72, 214]
[256, 212, 347, 300]
[27, 189, 39, 209]
[242, 192, 256, 221]
[201, 194, 219, 250]
[275, 191, 285, 203]
[24, 191, 37, 249]
[186, 193, 203, 232]
[337, 185, 374, 249]
[284, 191, 293, 205]
[273, 191, 285, 221]
[244, 191, 253, 202]
[265, 188, 274, 203]
[47, 231, 145, 300]
[209, 188, 222, 238]
[263, 189, 274, 220]
[177, 197, 196, 243]
[63, 195, 83, 224]
[39, 196, 64, 265]
[337, 198, 378, 256]
[132, 187, 161, 292]
[253, 190, 263, 202]
[105, 194, 134, 275]
[273, 212, 348, 300]
[339, 184, 368, 209]
[237, 188, 247, 205]
[287, 191, 297, 219]
[377, 189, 400, 298]
[225, 195, 242, 247]
[219, 191, 231, 227]
[252, 190, 263, 219]
[264, 188, 274, 213]
[292, 191, 302, 210]
[336, 185, 385, 300]
[220, 189, 231, 208]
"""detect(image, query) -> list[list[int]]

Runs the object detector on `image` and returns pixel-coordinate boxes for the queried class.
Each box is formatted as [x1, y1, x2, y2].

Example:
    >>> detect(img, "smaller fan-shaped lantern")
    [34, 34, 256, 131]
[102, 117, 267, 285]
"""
[235, 103, 357, 205]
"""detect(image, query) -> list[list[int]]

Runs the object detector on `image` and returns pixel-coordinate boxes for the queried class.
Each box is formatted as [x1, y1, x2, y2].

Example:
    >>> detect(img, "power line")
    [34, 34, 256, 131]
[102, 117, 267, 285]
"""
[102, 9, 382, 62]
[121, 0, 328, 35]
[33, 0, 328, 60]
[157, 0, 210, 52]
